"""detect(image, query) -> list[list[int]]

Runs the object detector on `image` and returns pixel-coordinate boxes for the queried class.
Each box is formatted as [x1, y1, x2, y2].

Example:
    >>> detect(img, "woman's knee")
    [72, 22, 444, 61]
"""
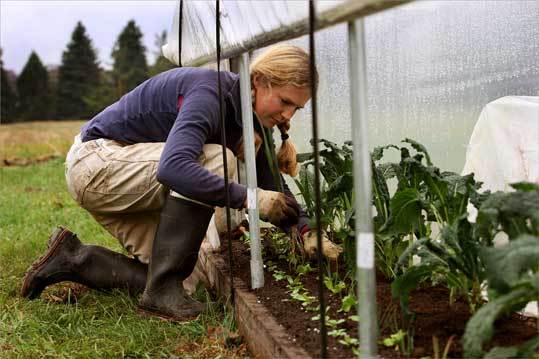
[201, 144, 237, 180]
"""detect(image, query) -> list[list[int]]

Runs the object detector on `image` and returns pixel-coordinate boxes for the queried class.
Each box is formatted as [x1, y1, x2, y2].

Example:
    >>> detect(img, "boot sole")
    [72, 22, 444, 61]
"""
[136, 306, 200, 324]
[20, 227, 73, 299]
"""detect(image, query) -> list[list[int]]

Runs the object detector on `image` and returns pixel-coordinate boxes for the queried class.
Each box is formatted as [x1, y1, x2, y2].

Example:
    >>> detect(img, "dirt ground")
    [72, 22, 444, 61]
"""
[222, 239, 538, 358]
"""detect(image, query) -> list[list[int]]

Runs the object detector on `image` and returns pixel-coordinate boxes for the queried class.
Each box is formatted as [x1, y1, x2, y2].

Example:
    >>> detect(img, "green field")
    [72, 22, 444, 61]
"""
[0, 122, 246, 358]
[0, 121, 85, 163]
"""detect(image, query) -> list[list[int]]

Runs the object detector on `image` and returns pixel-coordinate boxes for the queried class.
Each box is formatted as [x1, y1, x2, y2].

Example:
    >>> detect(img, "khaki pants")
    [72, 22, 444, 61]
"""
[65, 135, 240, 266]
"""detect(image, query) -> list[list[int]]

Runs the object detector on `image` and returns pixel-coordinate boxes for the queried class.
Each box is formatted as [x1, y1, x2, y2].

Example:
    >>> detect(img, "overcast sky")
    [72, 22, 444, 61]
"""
[1, 0, 177, 74]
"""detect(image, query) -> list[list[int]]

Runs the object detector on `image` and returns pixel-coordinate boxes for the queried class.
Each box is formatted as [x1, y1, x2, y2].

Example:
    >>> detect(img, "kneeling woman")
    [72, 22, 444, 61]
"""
[21, 44, 341, 322]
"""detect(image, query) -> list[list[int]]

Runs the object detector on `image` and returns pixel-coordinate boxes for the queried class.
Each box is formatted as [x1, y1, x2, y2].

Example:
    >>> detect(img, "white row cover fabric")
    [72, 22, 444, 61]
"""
[462, 96, 539, 193]
[463, 96, 539, 318]
[162, 0, 344, 66]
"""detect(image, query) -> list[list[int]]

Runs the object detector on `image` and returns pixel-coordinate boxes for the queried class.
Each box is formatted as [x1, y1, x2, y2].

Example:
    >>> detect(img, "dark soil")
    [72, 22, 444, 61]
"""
[220, 239, 538, 358]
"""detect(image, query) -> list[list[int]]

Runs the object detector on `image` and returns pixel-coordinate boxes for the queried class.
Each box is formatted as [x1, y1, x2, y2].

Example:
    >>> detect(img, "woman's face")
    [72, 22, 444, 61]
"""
[252, 75, 311, 129]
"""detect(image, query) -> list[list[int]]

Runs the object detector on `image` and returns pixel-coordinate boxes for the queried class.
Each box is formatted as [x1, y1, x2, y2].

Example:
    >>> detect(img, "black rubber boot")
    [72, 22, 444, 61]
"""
[21, 227, 147, 299]
[138, 195, 214, 322]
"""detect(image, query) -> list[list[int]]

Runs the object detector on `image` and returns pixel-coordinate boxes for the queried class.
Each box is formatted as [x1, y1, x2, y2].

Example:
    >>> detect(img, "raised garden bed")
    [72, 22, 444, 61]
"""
[208, 239, 537, 358]
[193, 240, 311, 359]
[197, 138, 539, 358]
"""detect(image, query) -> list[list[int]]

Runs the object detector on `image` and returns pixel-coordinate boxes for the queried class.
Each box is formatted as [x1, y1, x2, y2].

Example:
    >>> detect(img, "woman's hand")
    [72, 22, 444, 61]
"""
[256, 189, 299, 228]
[302, 230, 343, 261]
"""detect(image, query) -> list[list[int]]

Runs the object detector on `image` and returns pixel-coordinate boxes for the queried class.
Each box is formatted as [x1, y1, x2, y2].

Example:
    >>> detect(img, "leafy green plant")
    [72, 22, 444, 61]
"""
[296, 140, 356, 276]
[323, 273, 346, 296]
[339, 334, 359, 347]
[272, 269, 287, 282]
[328, 328, 347, 338]
[326, 318, 346, 328]
[378, 139, 494, 315]
[296, 263, 314, 275]
[263, 228, 303, 271]
[463, 234, 539, 358]
[382, 329, 414, 356]
[293, 138, 538, 358]
[393, 215, 485, 314]
[295, 140, 354, 234]
[290, 290, 316, 307]
[475, 183, 539, 242]
[269, 136, 538, 358]
[296, 138, 484, 287]
[374, 139, 483, 272]
[339, 293, 357, 313]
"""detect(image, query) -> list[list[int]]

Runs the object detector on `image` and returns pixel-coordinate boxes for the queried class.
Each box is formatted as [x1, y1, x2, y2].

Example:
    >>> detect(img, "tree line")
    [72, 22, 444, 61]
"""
[1, 20, 175, 124]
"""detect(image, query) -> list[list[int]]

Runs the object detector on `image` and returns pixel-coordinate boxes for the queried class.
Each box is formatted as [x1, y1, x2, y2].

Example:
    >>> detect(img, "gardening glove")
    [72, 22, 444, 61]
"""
[214, 207, 244, 237]
[302, 230, 343, 261]
[256, 188, 300, 228]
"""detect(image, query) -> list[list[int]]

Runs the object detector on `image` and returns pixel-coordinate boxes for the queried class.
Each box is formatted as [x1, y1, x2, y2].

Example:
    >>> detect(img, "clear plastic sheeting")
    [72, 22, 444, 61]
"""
[277, 0, 539, 174]
[163, 1, 538, 173]
[163, 0, 376, 66]
[163, 0, 343, 66]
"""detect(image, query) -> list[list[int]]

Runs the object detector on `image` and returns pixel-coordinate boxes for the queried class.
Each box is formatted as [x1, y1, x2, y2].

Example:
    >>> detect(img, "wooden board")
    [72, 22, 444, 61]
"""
[195, 248, 312, 359]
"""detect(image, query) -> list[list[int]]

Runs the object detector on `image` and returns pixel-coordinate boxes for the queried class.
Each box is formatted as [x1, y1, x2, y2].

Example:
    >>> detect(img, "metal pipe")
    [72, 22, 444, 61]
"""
[177, 0, 183, 67]
[238, 53, 264, 289]
[216, 0, 236, 306]
[348, 18, 378, 358]
[182, 0, 408, 67]
[309, 1, 328, 356]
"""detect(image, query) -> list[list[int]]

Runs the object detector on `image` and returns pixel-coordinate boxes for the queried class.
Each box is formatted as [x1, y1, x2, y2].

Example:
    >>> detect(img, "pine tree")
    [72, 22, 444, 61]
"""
[84, 69, 117, 115]
[1, 48, 18, 123]
[149, 30, 176, 77]
[112, 20, 148, 96]
[56, 21, 100, 119]
[16, 51, 51, 121]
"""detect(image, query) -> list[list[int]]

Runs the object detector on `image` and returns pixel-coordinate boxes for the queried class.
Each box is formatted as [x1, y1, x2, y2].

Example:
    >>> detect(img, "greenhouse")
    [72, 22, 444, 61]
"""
[3, 0, 538, 357]
[162, 0, 539, 358]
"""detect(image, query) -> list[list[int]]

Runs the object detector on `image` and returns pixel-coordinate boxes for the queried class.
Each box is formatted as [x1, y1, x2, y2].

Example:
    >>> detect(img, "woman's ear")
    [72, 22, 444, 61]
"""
[252, 73, 268, 90]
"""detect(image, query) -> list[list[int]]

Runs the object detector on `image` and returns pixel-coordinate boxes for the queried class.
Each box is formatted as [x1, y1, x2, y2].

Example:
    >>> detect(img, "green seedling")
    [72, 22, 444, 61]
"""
[339, 334, 359, 347]
[382, 329, 413, 356]
[338, 293, 357, 313]
[323, 274, 346, 296]
[311, 314, 329, 322]
[290, 292, 316, 307]
[326, 318, 346, 328]
[328, 329, 347, 338]
[296, 263, 314, 275]
[272, 270, 287, 281]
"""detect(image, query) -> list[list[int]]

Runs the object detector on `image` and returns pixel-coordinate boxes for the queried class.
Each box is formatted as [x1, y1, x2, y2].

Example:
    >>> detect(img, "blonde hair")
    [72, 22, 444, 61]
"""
[244, 44, 317, 178]
[250, 44, 318, 90]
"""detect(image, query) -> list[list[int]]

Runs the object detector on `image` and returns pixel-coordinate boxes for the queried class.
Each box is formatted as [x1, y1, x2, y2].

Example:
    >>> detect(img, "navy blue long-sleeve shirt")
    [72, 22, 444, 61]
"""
[81, 67, 308, 232]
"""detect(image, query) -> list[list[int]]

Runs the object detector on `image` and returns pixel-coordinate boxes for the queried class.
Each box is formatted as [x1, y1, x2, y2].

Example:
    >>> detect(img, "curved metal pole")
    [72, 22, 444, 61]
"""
[348, 18, 378, 358]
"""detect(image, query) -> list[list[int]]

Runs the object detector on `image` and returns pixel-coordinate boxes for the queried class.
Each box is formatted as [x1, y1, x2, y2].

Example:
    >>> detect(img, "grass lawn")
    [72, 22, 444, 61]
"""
[1, 120, 85, 163]
[0, 122, 247, 358]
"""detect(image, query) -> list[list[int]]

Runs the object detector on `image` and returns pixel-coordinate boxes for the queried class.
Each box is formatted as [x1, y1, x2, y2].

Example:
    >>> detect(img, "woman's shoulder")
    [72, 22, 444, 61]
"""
[188, 67, 239, 86]
[152, 67, 238, 82]
[154, 67, 239, 98]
